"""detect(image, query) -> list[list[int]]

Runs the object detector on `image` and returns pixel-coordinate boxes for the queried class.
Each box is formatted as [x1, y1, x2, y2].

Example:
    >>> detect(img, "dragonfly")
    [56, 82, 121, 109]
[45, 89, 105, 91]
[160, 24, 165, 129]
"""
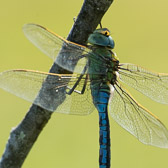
[1, 24, 168, 168]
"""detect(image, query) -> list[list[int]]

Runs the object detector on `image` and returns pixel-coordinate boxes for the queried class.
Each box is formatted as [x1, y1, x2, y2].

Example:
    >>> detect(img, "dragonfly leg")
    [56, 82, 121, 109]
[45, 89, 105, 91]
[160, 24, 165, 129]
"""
[66, 65, 88, 95]
[67, 73, 89, 95]
[80, 74, 88, 94]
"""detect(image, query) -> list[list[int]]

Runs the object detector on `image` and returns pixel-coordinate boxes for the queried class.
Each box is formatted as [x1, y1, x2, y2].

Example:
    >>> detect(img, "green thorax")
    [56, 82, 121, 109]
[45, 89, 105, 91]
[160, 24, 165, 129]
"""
[87, 28, 119, 87]
[88, 47, 118, 85]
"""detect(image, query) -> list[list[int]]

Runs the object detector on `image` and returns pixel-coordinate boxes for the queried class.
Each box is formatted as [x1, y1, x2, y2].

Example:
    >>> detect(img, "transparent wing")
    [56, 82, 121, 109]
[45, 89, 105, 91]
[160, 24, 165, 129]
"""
[109, 83, 168, 148]
[0, 70, 95, 115]
[23, 24, 110, 74]
[119, 63, 168, 104]
[23, 23, 91, 73]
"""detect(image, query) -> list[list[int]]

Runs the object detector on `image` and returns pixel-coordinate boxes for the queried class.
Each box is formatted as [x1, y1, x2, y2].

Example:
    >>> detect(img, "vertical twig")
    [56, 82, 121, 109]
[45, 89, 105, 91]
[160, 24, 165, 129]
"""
[0, 0, 114, 167]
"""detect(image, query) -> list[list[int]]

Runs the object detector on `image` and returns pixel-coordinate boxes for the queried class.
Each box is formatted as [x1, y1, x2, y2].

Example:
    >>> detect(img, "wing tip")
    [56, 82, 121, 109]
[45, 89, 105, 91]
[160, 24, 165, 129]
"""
[22, 23, 46, 34]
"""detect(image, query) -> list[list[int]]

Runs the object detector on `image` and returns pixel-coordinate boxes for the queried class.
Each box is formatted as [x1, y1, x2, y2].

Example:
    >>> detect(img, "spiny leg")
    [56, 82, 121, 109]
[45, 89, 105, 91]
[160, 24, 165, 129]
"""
[66, 64, 88, 95]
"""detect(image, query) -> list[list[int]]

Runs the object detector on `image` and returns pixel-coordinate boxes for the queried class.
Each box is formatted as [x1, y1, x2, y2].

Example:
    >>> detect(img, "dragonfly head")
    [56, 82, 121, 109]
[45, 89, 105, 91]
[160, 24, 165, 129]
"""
[88, 28, 115, 49]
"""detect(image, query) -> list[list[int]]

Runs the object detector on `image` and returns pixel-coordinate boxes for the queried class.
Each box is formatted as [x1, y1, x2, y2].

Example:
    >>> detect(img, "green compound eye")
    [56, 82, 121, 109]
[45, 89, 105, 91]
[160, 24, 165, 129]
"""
[88, 28, 114, 49]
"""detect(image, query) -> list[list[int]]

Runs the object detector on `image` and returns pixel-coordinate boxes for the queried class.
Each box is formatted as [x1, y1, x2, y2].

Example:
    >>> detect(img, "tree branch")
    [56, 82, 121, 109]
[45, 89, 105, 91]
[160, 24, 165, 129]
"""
[0, 0, 113, 167]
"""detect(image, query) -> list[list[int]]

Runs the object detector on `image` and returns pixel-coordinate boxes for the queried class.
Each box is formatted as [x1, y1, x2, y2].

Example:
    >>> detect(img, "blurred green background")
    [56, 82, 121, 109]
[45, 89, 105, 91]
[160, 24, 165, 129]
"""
[0, 0, 168, 167]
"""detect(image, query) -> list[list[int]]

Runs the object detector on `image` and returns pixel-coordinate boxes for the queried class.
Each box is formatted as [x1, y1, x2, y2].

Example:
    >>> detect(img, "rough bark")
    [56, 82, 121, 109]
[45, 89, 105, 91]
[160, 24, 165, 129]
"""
[0, 0, 113, 167]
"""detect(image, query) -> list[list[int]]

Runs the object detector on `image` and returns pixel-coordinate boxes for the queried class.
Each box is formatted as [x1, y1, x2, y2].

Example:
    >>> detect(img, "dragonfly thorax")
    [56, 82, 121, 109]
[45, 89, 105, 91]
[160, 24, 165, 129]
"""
[88, 47, 119, 86]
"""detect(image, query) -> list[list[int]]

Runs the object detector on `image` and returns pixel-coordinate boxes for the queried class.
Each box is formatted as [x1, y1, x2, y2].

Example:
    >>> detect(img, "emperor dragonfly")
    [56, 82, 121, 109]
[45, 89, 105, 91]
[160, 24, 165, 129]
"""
[0, 24, 168, 168]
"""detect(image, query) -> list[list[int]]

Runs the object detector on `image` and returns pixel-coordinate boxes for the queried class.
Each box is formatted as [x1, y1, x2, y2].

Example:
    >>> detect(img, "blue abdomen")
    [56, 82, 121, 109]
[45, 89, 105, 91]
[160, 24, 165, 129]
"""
[91, 84, 111, 168]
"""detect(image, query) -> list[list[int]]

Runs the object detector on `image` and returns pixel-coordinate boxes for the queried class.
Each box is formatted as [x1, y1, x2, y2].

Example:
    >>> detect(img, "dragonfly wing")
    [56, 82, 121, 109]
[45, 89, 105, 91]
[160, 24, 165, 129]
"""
[57, 76, 95, 115]
[23, 24, 90, 73]
[119, 63, 168, 104]
[0, 70, 95, 115]
[109, 83, 168, 148]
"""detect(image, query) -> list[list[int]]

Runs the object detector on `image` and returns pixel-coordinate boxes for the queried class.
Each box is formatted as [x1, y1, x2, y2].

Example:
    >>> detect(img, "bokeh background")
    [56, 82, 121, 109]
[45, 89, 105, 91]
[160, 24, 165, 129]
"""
[0, 0, 168, 167]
